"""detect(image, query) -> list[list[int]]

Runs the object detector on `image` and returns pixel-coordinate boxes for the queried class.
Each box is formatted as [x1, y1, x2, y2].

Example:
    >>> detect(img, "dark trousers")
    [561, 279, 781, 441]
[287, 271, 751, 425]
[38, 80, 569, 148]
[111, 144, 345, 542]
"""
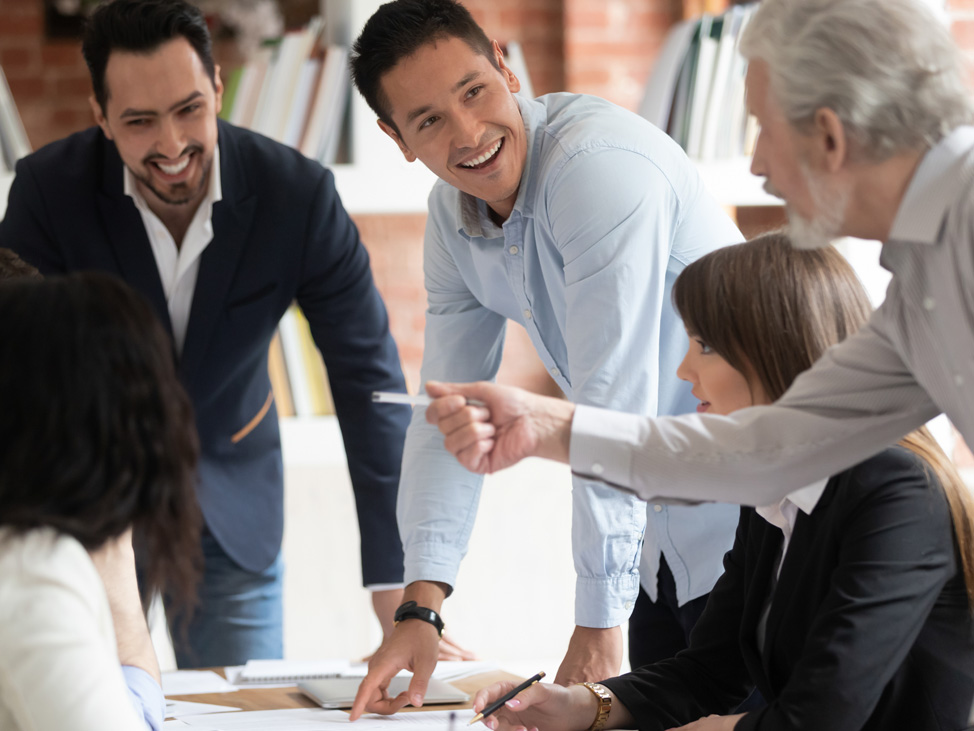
[628, 555, 710, 669]
[629, 555, 765, 713]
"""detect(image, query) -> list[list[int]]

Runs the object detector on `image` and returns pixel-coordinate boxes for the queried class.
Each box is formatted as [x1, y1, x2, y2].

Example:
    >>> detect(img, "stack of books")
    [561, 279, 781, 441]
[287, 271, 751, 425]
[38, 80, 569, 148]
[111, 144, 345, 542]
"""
[220, 18, 350, 167]
[639, 3, 759, 162]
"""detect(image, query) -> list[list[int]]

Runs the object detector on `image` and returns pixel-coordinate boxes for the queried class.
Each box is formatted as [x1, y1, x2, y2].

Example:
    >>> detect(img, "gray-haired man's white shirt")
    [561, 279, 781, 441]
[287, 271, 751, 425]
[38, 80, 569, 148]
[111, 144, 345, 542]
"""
[570, 126, 974, 506]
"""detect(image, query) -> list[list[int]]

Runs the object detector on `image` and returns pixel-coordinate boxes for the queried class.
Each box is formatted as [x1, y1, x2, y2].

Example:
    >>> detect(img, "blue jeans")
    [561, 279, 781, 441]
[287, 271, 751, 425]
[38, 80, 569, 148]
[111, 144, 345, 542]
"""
[166, 531, 284, 668]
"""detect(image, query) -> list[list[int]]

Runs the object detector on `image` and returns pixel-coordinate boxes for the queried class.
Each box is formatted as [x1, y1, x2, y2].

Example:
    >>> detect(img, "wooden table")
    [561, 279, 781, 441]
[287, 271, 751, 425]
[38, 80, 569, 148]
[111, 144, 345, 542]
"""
[167, 669, 523, 714]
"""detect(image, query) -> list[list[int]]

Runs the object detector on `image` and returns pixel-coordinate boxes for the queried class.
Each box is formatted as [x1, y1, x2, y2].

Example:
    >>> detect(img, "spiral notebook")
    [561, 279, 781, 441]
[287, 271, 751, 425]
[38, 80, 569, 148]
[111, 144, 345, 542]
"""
[234, 659, 352, 685]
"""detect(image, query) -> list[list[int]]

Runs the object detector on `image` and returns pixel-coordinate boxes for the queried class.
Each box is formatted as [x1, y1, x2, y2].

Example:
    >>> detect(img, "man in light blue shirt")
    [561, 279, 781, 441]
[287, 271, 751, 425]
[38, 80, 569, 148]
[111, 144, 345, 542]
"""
[348, 0, 742, 716]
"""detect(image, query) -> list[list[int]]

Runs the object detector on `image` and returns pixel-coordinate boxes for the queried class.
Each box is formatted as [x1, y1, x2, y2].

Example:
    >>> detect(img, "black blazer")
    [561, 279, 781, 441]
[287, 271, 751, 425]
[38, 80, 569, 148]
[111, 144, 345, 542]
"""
[603, 447, 974, 731]
[0, 121, 411, 581]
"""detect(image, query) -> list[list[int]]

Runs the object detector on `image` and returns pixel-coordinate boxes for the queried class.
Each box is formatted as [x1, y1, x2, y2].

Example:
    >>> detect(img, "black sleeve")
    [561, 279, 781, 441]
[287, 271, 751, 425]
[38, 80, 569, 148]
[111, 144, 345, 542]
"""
[602, 508, 755, 731]
[737, 458, 956, 731]
[296, 168, 409, 586]
[0, 156, 68, 274]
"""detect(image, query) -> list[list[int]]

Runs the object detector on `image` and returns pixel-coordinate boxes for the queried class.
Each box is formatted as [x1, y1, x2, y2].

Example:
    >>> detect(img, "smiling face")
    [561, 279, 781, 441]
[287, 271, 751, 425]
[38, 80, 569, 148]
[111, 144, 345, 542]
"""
[676, 334, 769, 416]
[376, 36, 527, 222]
[91, 37, 222, 216]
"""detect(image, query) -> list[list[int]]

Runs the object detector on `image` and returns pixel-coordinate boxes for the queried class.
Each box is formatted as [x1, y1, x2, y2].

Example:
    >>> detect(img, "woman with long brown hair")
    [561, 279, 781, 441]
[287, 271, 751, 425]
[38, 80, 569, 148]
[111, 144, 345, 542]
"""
[0, 271, 201, 730]
[450, 232, 974, 731]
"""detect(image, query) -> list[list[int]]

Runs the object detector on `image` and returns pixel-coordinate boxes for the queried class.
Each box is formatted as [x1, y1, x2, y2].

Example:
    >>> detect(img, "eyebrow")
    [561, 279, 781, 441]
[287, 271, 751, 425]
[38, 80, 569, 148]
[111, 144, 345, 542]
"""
[404, 71, 482, 125]
[119, 91, 204, 119]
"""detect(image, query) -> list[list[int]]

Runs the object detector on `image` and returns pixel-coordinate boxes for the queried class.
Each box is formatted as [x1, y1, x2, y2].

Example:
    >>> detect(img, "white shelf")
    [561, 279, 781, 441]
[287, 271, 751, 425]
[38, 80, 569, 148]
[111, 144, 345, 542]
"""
[694, 156, 781, 208]
[331, 160, 436, 215]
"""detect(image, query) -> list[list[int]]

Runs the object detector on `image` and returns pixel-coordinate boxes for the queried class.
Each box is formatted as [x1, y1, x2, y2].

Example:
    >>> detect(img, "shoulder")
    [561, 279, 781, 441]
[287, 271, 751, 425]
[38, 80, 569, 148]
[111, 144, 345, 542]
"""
[826, 445, 950, 521]
[218, 120, 331, 194]
[0, 528, 97, 591]
[532, 93, 690, 173]
[17, 127, 109, 186]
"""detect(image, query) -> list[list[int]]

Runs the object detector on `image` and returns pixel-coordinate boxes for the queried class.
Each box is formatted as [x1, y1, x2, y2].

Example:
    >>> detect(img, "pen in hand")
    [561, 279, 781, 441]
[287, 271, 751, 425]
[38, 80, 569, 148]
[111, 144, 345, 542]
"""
[469, 671, 546, 726]
[372, 391, 486, 407]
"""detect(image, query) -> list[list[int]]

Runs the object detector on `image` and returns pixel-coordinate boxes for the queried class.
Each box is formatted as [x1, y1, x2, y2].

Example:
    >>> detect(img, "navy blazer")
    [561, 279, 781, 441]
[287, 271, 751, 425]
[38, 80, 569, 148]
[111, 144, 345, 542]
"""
[603, 447, 974, 731]
[0, 121, 411, 582]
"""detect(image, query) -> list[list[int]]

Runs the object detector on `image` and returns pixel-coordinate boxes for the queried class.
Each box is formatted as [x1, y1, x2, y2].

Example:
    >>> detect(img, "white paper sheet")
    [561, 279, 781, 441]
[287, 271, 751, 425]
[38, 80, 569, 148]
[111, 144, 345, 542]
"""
[177, 708, 475, 730]
[166, 699, 242, 718]
[163, 670, 239, 696]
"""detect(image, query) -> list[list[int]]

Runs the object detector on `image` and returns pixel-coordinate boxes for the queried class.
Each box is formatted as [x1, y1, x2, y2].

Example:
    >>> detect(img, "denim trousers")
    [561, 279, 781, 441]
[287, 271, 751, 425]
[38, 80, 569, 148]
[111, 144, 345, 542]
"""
[166, 531, 284, 668]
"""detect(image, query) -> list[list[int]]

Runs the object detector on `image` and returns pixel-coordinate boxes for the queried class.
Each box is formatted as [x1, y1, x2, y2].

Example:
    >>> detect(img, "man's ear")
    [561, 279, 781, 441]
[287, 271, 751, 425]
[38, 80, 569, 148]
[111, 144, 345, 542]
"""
[89, 95, 113, 141]
[377, 119, 417, 162]
[213, 63, 225, 116]
[492, 39, 521, 94]
[813, 107, 847, 174]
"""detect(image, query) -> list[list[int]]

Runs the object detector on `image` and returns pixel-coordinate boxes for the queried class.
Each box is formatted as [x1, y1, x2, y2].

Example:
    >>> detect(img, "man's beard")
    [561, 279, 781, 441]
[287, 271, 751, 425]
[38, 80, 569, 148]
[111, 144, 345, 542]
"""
[783, 164, 850, 251]
[136, 145, 211, 206]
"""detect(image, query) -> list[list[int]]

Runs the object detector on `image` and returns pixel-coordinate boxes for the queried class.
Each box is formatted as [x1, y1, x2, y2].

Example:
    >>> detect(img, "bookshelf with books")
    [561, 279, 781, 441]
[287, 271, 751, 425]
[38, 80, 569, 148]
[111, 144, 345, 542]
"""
[639, 2, 781, 209]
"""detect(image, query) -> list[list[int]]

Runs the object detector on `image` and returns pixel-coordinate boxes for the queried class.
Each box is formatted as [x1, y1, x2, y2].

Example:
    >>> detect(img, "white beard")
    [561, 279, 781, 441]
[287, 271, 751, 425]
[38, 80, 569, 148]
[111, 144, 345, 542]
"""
[785, 164, 851, 250]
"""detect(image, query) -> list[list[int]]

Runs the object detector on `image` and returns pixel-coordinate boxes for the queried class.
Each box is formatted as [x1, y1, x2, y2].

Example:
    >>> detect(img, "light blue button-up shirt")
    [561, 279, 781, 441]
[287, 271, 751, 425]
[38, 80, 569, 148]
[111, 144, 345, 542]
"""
[399, 92, 742, 626]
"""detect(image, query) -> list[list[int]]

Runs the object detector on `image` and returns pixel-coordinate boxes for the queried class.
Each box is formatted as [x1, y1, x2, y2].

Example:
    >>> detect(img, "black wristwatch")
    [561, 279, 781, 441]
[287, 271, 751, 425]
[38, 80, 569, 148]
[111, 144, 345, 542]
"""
[394, 600, 445, 637]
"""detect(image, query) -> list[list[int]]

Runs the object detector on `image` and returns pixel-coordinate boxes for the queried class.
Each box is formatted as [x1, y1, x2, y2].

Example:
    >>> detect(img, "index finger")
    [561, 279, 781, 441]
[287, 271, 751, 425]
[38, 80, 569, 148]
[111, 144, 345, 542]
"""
[350, 668, 393, 721]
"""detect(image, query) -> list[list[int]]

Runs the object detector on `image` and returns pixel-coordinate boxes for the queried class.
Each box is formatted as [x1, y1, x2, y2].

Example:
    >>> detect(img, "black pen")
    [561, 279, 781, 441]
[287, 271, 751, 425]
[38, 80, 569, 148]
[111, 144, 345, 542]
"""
[468, 671, 546, 726]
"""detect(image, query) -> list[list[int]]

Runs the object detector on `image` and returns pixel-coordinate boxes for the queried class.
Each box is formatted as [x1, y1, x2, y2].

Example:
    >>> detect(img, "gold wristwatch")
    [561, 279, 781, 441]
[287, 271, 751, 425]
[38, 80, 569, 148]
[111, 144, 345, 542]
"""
[577, 682, 612, 731]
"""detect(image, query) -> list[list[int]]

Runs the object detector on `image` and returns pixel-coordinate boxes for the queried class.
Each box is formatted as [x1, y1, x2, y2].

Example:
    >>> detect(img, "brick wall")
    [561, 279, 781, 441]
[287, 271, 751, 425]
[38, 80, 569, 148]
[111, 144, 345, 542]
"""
[4, 0, 974, 396]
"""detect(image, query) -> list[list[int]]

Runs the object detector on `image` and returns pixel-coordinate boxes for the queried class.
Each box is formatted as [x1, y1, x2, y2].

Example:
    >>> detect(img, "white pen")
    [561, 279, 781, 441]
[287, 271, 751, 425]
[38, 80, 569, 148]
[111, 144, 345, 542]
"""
[372, 391, 485, 407]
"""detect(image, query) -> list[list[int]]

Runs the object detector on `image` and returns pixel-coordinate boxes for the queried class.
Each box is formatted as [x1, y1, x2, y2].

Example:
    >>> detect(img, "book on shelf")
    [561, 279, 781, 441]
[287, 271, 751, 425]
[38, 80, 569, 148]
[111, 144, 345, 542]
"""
[647, 3, 759, 163]
[0, 65, 30, 174]
[220, 19, 350, 166]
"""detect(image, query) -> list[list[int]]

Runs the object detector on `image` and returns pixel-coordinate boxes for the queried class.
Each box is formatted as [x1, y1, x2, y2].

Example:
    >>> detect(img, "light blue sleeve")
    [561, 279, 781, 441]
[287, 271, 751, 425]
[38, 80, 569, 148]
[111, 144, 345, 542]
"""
[397, 207, 508, 589]
[546, 147, 688, 627]
[120, 666, 164, 731]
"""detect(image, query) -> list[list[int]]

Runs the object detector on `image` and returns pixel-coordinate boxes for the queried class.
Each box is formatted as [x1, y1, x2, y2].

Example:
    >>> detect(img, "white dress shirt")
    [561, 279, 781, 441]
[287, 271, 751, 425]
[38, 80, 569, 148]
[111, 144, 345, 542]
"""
[0, 528, 164, 731]
[123, 146, 222, 356]
[569, 126, 974, 507]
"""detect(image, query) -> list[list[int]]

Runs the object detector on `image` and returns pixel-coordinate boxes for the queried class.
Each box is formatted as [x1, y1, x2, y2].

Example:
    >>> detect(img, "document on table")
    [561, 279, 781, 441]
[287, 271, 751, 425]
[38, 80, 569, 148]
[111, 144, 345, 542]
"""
[163, 670, 239, 695]
[166, 699, 242, 719]
[176, 708, 476, 730]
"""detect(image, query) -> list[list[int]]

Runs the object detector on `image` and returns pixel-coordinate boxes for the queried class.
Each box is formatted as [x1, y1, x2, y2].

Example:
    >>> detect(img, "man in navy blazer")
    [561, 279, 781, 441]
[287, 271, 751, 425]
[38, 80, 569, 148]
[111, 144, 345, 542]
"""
[0, 0, 411, 667]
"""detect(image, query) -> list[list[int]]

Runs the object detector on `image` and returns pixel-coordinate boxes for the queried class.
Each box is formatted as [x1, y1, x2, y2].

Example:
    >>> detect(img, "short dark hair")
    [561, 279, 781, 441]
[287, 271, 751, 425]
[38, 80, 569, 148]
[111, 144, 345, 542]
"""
[0, 272, 201, 605]
[83, 0, 217, 113]
[350, 0, 498, 130]
[0, 248, 41, 282]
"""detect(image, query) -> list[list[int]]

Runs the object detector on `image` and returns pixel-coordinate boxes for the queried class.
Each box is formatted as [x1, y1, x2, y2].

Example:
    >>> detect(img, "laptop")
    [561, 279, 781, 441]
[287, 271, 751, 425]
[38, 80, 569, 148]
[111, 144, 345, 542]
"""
[298, 676, 469, 709]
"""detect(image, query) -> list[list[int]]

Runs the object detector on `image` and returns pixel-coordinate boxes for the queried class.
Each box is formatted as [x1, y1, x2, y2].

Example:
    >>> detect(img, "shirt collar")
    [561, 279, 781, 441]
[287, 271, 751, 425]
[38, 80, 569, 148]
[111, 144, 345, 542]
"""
[455, 94, 543, 238]
[887, 125, 974, 245]
[756, 477, 828, 525]
[124, 143, 223, 211]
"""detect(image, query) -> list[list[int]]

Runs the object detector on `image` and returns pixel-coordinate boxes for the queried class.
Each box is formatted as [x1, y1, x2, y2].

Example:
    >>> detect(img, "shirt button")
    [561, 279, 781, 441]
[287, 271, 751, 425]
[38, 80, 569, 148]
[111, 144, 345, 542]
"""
[956, 374, 965, 387]
[523, 309, 533, 320]
[653, 504, 663, 513]
[508, 245, 519, 255]
[624, 601, 633, 610]
[550, 366, 560, 377]
[591, 463, 604, 476]
[923, 296, 936, 311]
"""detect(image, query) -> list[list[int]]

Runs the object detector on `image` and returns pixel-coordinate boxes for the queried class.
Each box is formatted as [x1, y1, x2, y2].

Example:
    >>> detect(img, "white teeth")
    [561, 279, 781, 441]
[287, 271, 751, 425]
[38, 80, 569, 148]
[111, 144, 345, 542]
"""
[460, 139, 502, 168]
[157, 157, 190, 175]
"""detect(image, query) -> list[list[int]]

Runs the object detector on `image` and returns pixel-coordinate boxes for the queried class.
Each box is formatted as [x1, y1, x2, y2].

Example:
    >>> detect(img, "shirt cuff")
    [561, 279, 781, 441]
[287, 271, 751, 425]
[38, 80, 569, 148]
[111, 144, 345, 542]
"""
[121, 665, 165, 731]
[366, 583, 406, 592]
[574, 573, 641, 628]
[570, 404, 642, 489]
[403, 541, 463, 596]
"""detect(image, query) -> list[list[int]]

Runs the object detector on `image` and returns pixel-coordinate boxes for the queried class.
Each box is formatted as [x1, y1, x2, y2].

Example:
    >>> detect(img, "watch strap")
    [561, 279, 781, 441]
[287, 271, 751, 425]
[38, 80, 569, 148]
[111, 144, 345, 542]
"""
[393, 600, 445, 637]
[577, 682, 612, 731]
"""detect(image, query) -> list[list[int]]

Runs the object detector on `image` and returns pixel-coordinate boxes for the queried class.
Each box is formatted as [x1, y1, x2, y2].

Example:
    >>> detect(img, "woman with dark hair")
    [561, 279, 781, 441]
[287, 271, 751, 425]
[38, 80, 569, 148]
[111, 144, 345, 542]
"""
[0, 272, 201, 730]
[436, 233, 974, 731]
